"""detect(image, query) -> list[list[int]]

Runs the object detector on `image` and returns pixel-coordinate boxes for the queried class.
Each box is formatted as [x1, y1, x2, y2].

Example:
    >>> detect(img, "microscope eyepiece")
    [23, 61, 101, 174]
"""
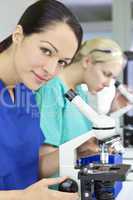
[64, 89, 78, 101]
[114, 80, 121, 88]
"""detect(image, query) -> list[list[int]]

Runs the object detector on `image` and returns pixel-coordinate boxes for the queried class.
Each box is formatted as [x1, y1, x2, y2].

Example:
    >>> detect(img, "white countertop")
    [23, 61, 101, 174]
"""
[116, 182, 133, 200]
[116, 148, 133, 199]
[123, 148, 133, 160]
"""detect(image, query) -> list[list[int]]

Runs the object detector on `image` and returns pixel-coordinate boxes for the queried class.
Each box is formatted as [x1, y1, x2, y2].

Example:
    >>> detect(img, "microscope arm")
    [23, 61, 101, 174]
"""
[59, 129, 95, 179]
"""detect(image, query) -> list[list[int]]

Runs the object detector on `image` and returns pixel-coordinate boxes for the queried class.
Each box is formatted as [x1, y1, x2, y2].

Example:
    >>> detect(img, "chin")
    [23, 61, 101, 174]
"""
[91, 90, 97, 95]
[31, 84, 42, 91]
[23, 81, 40, 91]
[87, 86, 96, 95]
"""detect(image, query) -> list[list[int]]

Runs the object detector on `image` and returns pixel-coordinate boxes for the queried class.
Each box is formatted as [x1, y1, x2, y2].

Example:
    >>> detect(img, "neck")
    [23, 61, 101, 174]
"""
[58, 62, 84, 90]
[0, 47, 19, 87]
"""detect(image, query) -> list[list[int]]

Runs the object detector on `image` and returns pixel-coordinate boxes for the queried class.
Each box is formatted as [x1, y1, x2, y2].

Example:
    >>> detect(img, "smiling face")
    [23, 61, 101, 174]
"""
[84, 60, 123, 94]
[12, 22, 78, 90]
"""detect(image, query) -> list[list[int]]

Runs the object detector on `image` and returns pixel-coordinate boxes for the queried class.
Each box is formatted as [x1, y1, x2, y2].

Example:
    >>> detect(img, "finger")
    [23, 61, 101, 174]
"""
[78, 149, 99, 157]
[53, 190, 79, 200]
[44, 176, 69, 186]
[62, 192, 79, 200]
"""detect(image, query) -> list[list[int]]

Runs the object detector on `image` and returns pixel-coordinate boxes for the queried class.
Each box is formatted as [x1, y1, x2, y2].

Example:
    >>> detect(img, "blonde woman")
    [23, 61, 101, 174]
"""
[36, 37, 125, 155]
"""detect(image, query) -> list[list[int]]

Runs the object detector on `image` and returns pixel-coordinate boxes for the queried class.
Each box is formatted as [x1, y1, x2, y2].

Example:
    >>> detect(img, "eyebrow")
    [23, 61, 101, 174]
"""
[90, 49, 112, 54]
[40, 40, 73, 61]
[40, 40, 58, 52]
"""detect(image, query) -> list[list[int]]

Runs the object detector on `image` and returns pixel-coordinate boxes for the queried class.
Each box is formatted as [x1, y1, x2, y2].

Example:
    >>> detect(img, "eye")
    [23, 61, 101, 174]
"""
[103, 71, 112, 78]
[40, 47, 52, 56]
[93, 60, 104, 64]
[58, 60, 68, 67]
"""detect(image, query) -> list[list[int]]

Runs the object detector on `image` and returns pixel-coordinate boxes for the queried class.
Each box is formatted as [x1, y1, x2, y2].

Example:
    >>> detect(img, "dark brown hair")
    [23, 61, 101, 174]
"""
[0, 0, 83, 54]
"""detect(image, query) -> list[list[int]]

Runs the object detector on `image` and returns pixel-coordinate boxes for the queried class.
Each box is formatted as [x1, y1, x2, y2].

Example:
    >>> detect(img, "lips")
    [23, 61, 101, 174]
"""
[32, 71, 46, 84]
[32, 70, 53, 85]
[96, 86, 104, 92]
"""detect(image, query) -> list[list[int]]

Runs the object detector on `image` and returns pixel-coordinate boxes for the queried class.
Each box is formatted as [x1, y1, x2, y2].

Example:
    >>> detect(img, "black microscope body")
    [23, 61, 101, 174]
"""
[59, 163, 131, 200]
[78, 163, 130, 200]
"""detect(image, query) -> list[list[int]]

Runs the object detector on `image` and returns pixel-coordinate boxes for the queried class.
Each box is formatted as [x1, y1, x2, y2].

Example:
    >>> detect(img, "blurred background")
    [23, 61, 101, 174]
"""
[1, 0, 132, 49]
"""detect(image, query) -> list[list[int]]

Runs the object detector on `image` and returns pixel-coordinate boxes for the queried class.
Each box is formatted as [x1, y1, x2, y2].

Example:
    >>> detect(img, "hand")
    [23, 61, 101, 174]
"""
[110, 85, 132, 113]
[108, 146, 116, 154]
[22, 177, 79, 200]
[77, 137, 100, 158]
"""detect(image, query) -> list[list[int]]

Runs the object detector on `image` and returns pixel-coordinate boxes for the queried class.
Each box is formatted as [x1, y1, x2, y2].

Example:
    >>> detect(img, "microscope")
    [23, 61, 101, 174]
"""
[59, 81, 133, 200]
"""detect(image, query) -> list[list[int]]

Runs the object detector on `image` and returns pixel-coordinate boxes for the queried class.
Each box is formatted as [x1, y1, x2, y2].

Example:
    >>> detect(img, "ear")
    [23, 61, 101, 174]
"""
[81, 55, 91, 69]
[12, 25, 24, 44]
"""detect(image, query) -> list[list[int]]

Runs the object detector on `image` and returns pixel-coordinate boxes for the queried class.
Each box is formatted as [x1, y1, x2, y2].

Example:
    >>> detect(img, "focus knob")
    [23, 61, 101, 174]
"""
[58, 178, 78, 193]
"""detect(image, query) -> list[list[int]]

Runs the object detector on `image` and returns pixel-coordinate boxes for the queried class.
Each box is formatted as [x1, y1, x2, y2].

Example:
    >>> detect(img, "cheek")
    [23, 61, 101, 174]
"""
[54, 66, 63, 75]
[28, 56, 48, 70]
[53, 68, 59, 75]
[85, 75, 93, 89]
[95, 70, 104, 83]
[30, 59, 43, 69]
[21, 45, 46, 69]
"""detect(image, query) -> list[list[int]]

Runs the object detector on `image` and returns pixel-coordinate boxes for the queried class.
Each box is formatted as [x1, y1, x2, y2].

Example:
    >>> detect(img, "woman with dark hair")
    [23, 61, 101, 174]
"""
[0, 0, 82, 199]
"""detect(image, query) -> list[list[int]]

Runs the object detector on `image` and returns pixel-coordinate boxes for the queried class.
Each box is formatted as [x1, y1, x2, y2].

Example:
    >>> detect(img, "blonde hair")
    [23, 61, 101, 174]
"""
[74, 37, 126, 66]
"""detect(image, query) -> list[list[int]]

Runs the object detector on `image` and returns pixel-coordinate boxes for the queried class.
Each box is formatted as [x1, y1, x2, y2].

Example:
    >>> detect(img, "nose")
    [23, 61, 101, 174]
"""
[42, 57, 59, 76]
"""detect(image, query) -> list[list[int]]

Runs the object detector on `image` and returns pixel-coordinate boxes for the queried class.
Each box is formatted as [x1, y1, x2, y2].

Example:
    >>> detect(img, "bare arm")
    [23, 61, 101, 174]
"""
[0, 178, 78, 200]
[0, 190, 23, 200]
[39, 138, 100, 177]
[39, 144, 58, 156]
[39, 144, 59, 178]
[77, 137, 100, 158]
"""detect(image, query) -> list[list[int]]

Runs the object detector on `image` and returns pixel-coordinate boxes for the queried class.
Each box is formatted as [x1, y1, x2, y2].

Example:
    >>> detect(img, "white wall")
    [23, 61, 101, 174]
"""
[0, 0, 37, 41]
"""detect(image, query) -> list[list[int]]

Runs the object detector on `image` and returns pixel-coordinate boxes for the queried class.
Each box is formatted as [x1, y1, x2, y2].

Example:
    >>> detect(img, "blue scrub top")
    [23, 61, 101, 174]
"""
[0, 80, 45, 190]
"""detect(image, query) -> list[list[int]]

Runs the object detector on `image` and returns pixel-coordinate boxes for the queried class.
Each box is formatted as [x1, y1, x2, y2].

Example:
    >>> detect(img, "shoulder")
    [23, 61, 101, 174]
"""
[36, 76, 67, 108]
[39, 76, 65, 94]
